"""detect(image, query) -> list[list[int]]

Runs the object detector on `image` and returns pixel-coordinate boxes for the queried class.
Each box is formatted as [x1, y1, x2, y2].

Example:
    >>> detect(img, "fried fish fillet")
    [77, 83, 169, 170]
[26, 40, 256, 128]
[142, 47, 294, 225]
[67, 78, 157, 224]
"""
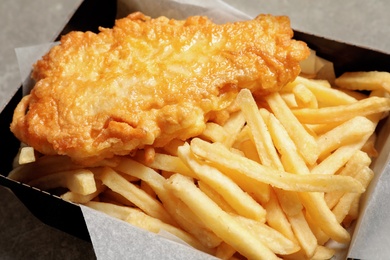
[11, 12, 309, 164]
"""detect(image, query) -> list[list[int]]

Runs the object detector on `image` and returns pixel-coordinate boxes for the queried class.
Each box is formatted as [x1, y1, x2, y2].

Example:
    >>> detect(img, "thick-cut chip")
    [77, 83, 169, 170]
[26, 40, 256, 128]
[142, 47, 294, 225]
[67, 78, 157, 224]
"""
[27, 169, 97, 195]
[165, 173, 280, 260]
[335, 71, 390, 92]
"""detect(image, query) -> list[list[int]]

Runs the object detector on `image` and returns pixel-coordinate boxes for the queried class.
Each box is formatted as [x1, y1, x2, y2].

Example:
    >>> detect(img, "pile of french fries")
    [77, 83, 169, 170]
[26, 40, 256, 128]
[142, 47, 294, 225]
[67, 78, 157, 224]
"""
[9, 57, 390, 259]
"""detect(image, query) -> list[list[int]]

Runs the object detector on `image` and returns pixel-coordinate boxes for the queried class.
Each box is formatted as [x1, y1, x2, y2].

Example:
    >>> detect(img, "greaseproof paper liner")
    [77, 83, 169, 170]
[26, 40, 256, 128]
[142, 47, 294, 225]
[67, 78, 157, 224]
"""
[80, 205, 216, 260]
[14, 0, 390, 259]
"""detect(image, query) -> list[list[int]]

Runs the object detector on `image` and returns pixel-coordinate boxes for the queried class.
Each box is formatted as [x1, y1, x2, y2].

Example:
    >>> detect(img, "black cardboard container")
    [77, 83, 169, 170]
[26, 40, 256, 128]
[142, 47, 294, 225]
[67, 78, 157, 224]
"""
[1, 0, 390, 249]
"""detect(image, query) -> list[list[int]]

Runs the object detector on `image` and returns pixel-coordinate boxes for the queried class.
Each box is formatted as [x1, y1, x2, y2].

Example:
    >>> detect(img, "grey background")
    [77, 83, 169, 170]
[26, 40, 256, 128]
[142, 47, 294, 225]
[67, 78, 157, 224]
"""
[1, 0, 389, 259]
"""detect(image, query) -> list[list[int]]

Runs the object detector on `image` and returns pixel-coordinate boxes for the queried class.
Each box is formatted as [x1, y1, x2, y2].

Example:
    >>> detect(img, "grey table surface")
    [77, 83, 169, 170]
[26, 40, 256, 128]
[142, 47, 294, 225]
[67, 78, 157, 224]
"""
[1, 0, 389, 259]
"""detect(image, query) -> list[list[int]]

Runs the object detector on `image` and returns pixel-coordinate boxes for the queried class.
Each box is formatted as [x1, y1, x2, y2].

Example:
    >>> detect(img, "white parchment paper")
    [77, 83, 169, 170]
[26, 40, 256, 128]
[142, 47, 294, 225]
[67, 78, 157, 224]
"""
[80, 205, 216, 260]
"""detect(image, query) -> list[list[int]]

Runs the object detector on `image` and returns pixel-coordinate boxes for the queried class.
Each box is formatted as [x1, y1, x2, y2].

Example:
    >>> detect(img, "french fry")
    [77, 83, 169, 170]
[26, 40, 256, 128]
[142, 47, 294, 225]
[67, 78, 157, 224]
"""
[27, 168, 97, 195]
[18, 146, 36, 164]
[332, 166, 374, 223]
[178, 142, 267, 222]
[264, 189, 298, 244]
[343, 195, 361, 228]
[199, 122, 229, 144]
[9, 154, 118, 183]
[9, 155, 84, 182]
[335, 71, 390, 92]
[292, 96, 390, 124]
[254, 109, 352, 243]
[265, 92, 319, 165]
[198, 181, 236, 214]
[299, 192, 351, 243]
[85, 201, 214, 255]
[304, 212, 329, 246]
[311, 131, 374, 176]
[215, 242, 236, 260]
[234, 215, 300, 255]
[288, 211, 317, 258]
[136, 152, 195, 178]
[162, 138, 185, 156]
[280, 92, 298, 108]
[305, 122, 342, 136]
[325, 150, 371, 209]
[95, 167, 176, 226]
[165, 173, 279, 260]
[140, 180, 156, 198]
[292, 83, 318, 108]
[312, 245, 336, 260]
[261, 108, 346, 247]
[204, 127, 272, 204]
[284, 245, 335, 260]
[61, 179, 106, 204]
[316, 116, 376, 159]
[100, 189, 137, 207]
[237, 89, 284, 170]
[361, 133, 379, 157]
[287, 76, 358, 106]
[235, 139, 261, 163]
[221, 111, 246, 147]
[115, 157, 223, 248]
[190, 138, 365, 193]
[263, 109, 309, 175]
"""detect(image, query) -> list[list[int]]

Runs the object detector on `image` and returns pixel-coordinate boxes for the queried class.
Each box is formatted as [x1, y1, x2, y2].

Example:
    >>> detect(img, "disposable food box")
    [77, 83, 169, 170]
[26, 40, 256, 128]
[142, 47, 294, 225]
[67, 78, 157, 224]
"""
[1, 0, 389, 258]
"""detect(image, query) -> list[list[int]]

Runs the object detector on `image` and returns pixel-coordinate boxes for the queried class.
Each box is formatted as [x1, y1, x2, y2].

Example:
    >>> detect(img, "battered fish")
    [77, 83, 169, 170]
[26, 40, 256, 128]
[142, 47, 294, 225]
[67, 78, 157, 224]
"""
[11, 12, 309, 164]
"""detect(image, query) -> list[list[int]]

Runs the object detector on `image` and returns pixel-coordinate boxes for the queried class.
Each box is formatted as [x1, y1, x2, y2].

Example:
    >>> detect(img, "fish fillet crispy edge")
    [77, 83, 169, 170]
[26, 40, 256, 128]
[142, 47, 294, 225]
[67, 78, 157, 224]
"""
[11, 12, 309, 164]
